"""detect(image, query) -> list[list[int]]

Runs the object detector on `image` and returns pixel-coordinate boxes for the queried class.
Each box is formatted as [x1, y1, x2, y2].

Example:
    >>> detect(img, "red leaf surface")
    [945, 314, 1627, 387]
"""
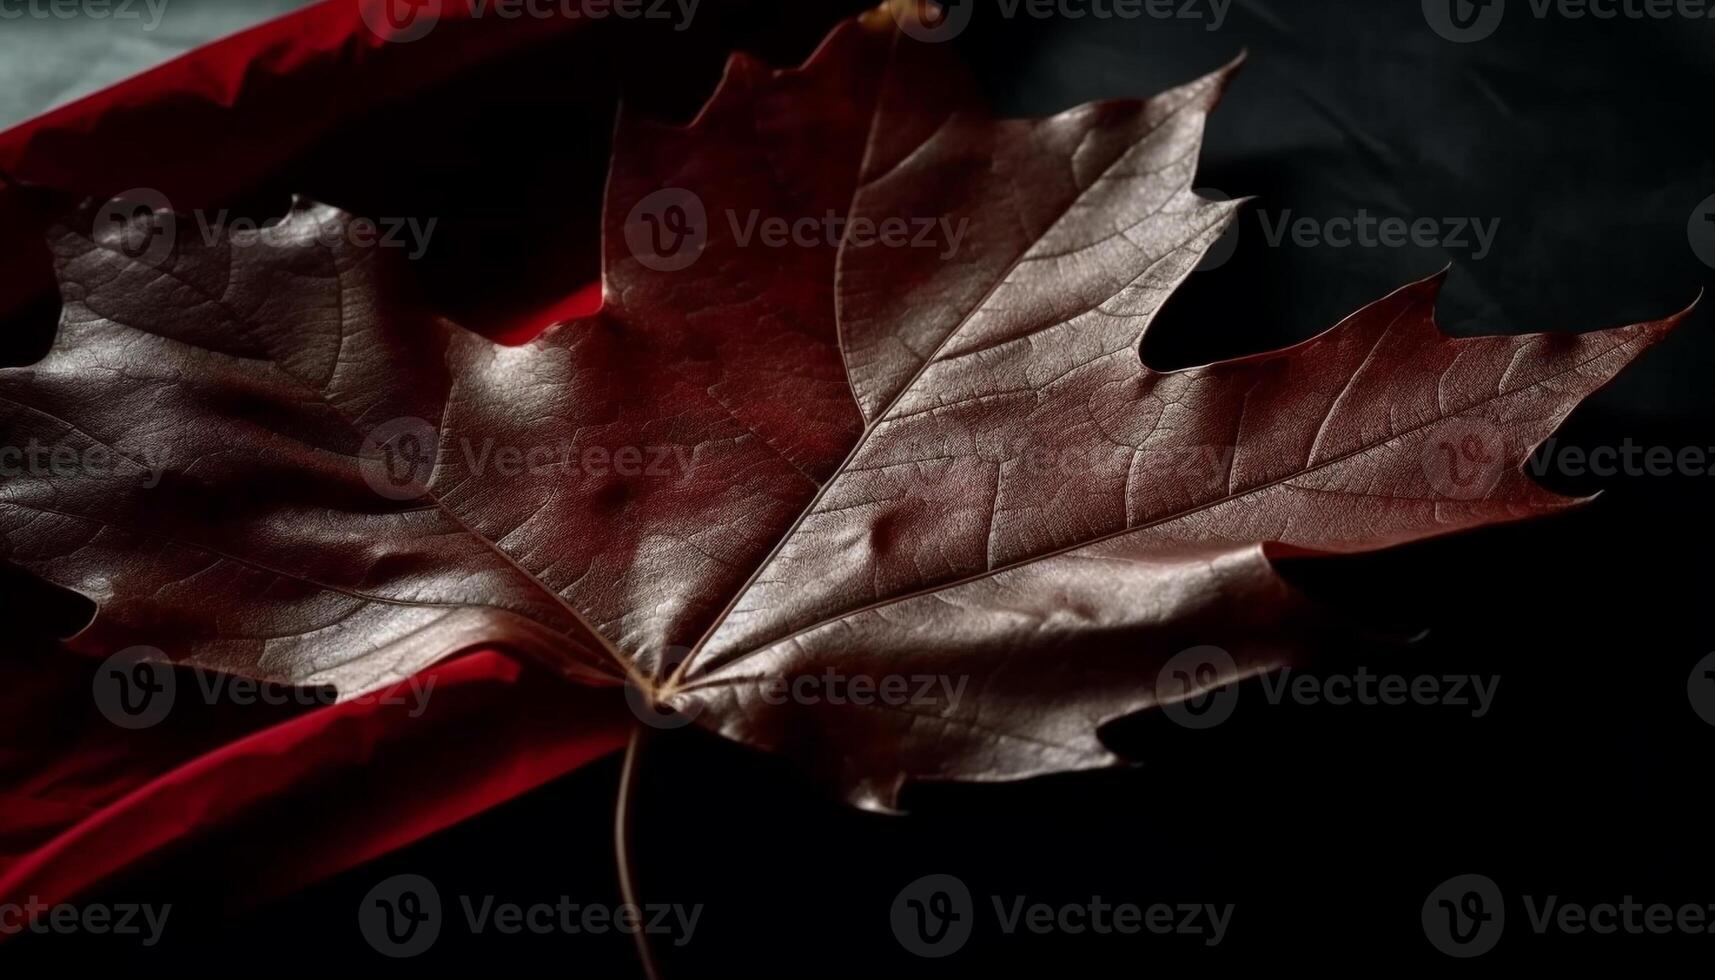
[0, 0, 1686, 905]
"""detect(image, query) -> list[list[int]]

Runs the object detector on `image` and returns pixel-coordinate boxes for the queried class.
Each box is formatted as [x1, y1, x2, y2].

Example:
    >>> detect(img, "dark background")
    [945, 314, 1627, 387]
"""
[5, 0, 1714, 974]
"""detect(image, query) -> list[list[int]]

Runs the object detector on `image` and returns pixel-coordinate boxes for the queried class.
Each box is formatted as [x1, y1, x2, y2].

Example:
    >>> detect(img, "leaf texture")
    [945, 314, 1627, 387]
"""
[0, 0, 1684, 810]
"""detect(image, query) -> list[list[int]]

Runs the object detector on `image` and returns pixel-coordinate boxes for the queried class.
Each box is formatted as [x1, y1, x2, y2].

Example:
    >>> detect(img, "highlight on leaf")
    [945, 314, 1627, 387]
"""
[0, 0, 1688, 816]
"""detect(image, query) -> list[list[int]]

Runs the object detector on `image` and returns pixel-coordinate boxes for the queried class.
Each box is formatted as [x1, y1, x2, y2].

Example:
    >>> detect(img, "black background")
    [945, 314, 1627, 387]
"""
[5, 0, 1714, 974]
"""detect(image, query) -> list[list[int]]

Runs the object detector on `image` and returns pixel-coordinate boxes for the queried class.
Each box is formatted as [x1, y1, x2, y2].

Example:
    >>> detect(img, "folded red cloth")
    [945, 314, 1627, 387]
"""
[0, 0, 629, 915]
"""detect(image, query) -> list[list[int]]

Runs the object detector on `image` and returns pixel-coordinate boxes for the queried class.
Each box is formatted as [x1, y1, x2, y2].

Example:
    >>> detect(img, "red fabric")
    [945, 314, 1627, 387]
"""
[0, 0, 604, 336]
[0, 0, 630, 914]
[0, 647, 628, 908]
[0, 1, 582, 197]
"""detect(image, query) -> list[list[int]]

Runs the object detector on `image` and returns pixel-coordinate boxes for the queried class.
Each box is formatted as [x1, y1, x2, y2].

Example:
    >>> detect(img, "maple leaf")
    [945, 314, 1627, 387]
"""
[0, 0, 1684, 811]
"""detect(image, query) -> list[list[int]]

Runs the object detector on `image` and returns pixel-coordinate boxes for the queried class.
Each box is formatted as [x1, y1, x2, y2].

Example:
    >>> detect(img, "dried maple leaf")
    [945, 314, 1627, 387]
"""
[0, 0, 1684, 810]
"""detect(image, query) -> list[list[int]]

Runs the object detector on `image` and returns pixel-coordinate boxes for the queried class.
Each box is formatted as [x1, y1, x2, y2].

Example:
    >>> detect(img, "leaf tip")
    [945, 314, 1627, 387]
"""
[1668, 287, 1703, 326]
[1199, 50, 1247, 104]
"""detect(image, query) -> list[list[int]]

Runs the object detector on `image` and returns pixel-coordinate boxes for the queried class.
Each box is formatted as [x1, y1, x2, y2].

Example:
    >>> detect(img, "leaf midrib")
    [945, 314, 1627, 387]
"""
[660, 62, 1224, 695]
[673, 325, 1645, 687]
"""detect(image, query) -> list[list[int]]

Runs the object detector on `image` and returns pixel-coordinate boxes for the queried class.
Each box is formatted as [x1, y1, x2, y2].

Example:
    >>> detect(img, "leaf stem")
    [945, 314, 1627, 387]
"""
[616, 723, 663, 980]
